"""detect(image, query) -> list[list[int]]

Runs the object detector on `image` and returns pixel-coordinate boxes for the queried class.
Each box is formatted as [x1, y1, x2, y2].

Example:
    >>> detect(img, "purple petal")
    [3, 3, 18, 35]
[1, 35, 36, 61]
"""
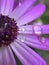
[17, 3, 46, 26]
[10, 43, 31, 65]
[9, 0, 36, 20]
[18, 25, 33, 34]
[17, 35, 49, 50]
[0, 0, 1, 14]
[10, 41, 47, 65]
[41, 38, 49, 46]
[0, 0, 6, 15]
[0, 49, 3, 65]
[40, 25, 49, 34]
[0, 0, 14, 15]
[18, 25, 49, 34]
[8, 46, 17, 65]
[2, 47, 16, 65]
[2, 47, 11, 65]
[33, 25, 49, 34]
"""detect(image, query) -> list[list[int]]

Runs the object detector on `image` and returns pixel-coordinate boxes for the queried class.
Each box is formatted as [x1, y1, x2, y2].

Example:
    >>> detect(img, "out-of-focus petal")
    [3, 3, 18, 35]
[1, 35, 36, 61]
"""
[17, 35, 49, 50]
[17, 3, 46, 26]
[10, 41, 46, 65]
[9, 0, 36, 20]
[0, 0, 14, 15]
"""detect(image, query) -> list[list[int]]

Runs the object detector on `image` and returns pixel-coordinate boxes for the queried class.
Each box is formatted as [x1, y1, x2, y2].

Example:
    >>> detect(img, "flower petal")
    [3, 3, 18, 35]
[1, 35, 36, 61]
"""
[18, 25, 49, 35]
[7, 46, 17, 65]
[34, 25, 49, 34]
[2, 47, 16, 65]
[0, 0, 1, 14]
[17, 35, 49, 50]
[18, 25, 33, 34]
[0, 0, 14, 15]
[33, 25, 49, 34]
[9, 0, 36, 20]
[10, 41, 46, 65]
[2, 47, 11, 65]
[0, 49, 3, 65]
[17, 3, 46, 26]
[41, 37, 49, 46]
[40, 25, 49, 34]
[10, 43, 31, 65]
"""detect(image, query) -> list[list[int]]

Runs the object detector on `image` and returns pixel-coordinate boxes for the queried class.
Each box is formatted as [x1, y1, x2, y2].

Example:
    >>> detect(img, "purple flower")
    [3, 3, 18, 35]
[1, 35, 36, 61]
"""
[0, 0, 49, 65]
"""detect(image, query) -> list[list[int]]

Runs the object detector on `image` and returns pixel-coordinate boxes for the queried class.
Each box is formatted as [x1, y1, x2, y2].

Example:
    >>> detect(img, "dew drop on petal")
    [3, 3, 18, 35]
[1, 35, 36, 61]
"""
[34, 25, 42, 35]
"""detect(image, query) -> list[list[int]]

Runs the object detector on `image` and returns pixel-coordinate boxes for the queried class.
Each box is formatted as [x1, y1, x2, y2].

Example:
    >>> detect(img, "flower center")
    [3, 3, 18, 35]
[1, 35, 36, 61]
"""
[0, 15, 18, 47]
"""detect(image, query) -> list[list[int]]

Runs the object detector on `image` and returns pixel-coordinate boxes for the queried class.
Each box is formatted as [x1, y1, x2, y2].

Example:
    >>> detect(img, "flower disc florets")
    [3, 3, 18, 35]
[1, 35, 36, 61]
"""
[0, 15, 18, 47]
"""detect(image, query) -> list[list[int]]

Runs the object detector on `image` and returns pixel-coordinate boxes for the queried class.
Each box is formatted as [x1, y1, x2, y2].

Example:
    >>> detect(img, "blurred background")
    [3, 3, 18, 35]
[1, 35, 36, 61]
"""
[14, 0, 49, 65]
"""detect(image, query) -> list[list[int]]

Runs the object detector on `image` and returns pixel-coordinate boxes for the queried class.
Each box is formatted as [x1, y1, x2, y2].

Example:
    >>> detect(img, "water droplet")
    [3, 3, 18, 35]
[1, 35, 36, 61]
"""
[34, 25, 42, 35]
[19, 2, 21, 6]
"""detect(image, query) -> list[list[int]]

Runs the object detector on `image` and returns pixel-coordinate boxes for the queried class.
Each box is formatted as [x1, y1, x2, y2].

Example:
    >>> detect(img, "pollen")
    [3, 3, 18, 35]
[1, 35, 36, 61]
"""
[6, 35, 9, 38]
[12, 31, 15, 34]
[2, 40, 5, 43]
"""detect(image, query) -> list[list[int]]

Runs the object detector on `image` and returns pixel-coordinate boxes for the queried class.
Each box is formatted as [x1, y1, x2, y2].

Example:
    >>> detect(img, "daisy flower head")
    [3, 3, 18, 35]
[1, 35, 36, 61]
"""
[0, 0, 49, 65]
